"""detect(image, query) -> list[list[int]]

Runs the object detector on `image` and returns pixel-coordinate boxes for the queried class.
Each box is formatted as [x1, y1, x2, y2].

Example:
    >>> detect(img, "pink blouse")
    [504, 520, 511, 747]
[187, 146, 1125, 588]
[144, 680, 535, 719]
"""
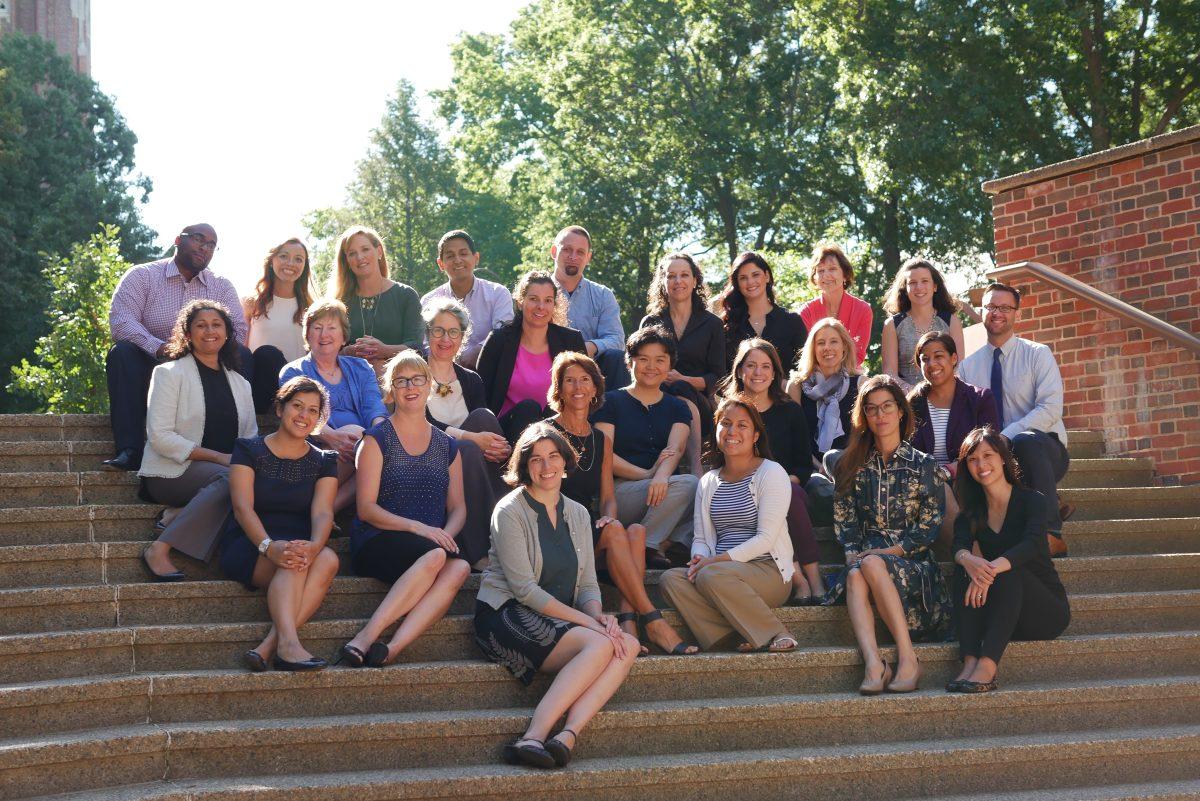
[799, 292, 873, 367]
[499, 345, 553, 417]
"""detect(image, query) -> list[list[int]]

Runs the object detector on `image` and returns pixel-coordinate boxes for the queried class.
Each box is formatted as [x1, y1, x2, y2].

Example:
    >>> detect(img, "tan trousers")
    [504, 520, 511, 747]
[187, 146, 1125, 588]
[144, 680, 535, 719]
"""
[660, 559, 791, 650]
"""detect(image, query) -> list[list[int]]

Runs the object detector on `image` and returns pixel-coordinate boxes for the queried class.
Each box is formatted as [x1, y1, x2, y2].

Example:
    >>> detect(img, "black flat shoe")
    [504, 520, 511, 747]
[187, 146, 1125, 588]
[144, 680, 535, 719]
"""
[366, 641, 391, 667]
[333, 643, 366, 668]
[141, 548, 185, 582]
[945, 678, 968, 693]
[242, 650, 268, 672]
[545, 728, 577, 767]
[102, 448, 140, 472]
[959, 678, 998, 693]
[272, 655, 327, 672]
[644, 549, 672, 571]
[503, 738, 556, 769]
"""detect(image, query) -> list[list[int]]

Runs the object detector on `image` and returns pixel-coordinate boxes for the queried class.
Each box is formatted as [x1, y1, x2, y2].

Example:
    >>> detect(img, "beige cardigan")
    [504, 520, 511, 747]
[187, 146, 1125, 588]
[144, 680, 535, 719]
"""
[138, 354, 257, 479]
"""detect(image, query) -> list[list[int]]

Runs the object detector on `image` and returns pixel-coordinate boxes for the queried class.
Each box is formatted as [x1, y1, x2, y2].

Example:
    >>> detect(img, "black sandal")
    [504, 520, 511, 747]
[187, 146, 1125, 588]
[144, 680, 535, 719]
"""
[616, 612, 649, 657]
[366, 641, 391, 668]
[639, 609, 699, 655]
[333, 643, 366, 668]
[644, 548, 672, 571]
[502, 737, 556, 769]
[545, 728, 577, 767]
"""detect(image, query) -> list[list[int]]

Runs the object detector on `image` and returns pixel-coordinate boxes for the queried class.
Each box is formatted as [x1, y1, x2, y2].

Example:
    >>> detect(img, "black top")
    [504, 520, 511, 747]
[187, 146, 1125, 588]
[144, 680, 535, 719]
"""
[196, 360, 238, 453]
[799, 373, 861, 457]
[760, 401, 814, 484]
[476, 319, 587, 414]
[725, 305, 808, 374]
[524, 490, 578, 606]
[426, 361, 488, 431]
[952, 485, 1067, 600]
[552, 420, 605, 518]
[220, 436, 339, 545]
[592, 389, 691, 471]
[641, 300, 727, 394]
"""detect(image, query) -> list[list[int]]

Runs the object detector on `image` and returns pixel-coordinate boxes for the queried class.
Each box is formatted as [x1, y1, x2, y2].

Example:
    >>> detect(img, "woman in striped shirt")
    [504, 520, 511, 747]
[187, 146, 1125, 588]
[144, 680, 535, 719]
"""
[659, 397, 797, 653]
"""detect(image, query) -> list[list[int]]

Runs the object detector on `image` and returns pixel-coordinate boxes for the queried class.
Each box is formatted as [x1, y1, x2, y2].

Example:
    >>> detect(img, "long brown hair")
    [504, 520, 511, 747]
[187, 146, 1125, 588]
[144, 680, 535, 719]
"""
[833, 375, 915, 494]
[646, 252, 709, 317]
[953, 426, 1025, 538]
[717, 251, 777, 334]
[883, 258, 958, 315]
[249, 237, 315, 324]
[708, 395, 774, 469]
[717, 337, 791, 407]
[329, 225, 390, 301]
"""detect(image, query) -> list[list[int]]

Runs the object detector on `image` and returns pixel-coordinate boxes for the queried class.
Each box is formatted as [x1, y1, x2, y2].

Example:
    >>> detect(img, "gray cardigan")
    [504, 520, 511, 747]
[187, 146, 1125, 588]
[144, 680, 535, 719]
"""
[477, 488, 602, 613]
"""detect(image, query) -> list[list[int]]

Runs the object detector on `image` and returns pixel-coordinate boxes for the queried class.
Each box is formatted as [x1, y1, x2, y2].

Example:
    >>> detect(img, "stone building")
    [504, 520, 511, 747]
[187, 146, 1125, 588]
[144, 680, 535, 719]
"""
[0, 0, 89, 74]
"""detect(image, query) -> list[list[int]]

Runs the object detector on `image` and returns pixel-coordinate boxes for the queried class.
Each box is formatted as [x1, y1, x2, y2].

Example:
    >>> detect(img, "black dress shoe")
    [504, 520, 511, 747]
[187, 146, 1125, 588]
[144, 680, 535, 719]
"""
[141, 549, 185, 582]
[102, 448, 141, 472]
[272, 655, 328, 672]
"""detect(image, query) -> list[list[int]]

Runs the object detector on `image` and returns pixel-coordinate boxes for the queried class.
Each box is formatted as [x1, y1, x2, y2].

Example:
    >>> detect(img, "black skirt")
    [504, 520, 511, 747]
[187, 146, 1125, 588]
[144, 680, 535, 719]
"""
[474, 599, 577, 686]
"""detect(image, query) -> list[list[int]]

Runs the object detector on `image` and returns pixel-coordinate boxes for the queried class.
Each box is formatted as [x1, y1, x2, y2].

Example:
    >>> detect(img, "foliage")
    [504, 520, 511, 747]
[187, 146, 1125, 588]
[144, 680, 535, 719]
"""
[9, 226, 128, 413]
[0, 34, 155, 410]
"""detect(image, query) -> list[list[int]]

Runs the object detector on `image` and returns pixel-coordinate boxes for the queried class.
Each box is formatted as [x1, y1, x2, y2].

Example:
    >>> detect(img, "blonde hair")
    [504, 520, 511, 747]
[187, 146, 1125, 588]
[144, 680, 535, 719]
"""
[380, 349, 432, 403]
[301, 298, 351, 349]
[792, 317, 859, 382]
[329, 225, 390, 301]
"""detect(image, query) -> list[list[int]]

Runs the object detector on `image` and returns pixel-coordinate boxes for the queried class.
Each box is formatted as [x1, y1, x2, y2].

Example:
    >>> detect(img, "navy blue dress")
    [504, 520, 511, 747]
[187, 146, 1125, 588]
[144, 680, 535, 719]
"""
[219, 437, 339, 589]
[350, 420, 463, 583]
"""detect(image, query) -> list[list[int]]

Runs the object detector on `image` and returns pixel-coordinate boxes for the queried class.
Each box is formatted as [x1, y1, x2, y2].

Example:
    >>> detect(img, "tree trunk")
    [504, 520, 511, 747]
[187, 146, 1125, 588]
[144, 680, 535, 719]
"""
[881, 192, 901, 275]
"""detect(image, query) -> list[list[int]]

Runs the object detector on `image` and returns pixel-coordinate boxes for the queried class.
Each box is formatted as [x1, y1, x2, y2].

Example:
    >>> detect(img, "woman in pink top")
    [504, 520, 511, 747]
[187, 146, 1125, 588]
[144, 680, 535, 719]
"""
[477, 271, 587, 444]
[798, 244, 873, 368]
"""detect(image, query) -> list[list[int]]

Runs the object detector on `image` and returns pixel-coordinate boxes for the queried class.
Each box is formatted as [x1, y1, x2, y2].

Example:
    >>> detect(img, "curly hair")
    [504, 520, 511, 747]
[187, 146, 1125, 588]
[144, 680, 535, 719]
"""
[883, 258, 958, 315]
[164, 300, 241, 371]
[646, 252, 710, 317]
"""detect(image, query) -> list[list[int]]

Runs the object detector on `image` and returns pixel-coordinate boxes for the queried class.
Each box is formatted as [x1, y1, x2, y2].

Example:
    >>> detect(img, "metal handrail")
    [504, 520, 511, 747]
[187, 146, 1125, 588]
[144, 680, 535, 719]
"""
[985, 261, 1200, 356]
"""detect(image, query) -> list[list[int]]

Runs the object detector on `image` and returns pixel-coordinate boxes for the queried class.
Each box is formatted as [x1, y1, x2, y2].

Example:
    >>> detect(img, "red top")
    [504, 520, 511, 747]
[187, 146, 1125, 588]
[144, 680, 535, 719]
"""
[799, 292, 873, 367]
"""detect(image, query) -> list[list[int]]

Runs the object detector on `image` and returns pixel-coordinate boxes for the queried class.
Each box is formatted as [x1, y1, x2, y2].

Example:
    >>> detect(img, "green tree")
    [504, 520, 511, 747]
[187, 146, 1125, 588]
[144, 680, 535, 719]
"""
[0, 34, 155, 410]
[9, 226, 128, 413]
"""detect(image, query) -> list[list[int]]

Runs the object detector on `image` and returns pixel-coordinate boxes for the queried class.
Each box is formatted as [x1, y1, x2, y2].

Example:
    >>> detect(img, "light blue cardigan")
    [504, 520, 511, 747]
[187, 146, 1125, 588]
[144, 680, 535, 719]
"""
[279, 354, 388, 428]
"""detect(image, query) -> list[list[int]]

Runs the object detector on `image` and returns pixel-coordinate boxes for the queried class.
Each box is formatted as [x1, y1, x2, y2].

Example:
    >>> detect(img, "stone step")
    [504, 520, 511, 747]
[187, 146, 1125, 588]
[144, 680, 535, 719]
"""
[1059, 457, 1156, 488]
[0, 505, 161, 549]
[10, 724, 1200, 801]
[0, 472, 140, 509]
[1068, 429, 1106, 458]
[4, 546, 1195, 633]
[2, 676, 1198, 799]
[0, 441, 114, 473]
[1062, 518, 1200, 557]
[1059, 486, 1200, 520]
[0, 415, 110, 443]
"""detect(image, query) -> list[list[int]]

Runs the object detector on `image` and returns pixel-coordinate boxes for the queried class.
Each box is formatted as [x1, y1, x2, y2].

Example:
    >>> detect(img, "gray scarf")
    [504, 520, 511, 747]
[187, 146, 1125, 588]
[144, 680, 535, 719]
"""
[802, 369, 850, 452]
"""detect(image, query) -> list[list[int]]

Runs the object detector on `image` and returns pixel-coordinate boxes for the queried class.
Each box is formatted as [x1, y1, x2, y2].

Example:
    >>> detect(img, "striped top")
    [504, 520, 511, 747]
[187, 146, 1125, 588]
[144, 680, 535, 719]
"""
[927, 403, 952, 466]
[710, 474, 763, 557]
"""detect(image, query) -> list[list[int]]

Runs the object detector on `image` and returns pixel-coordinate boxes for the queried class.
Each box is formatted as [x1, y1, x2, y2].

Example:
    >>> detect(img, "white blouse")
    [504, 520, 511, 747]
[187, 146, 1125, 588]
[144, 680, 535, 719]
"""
[247, 295, 306, 362]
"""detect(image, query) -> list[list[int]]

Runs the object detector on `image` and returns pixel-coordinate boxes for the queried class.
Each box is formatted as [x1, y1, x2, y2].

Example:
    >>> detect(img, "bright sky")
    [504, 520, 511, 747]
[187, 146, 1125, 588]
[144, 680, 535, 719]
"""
[90, 0, 528, 295]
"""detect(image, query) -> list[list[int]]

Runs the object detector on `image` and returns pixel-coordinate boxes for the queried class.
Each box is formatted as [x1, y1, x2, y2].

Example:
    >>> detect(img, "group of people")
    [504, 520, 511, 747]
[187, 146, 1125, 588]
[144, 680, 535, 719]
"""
[102, 222, 1073, 769]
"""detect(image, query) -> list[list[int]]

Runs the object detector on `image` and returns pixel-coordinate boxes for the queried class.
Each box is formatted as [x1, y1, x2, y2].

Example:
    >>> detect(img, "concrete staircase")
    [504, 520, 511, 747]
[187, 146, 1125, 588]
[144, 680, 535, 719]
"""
[0, 416, 1197, 801]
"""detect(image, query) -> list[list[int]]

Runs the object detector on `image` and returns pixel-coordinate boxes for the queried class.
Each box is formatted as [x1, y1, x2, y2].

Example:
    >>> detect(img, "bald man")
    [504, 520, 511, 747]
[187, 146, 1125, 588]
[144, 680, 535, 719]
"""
[104, 224, 250, 471]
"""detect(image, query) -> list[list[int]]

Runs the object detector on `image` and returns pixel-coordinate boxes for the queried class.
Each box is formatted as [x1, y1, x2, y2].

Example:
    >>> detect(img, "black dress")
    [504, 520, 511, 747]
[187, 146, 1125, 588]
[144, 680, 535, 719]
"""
[725, 305, 808, 375]
[759, 401, 814, 484]
[218, 437, 339, 589]
[642, 302, 726, 439]
[551, 420, 606, 544]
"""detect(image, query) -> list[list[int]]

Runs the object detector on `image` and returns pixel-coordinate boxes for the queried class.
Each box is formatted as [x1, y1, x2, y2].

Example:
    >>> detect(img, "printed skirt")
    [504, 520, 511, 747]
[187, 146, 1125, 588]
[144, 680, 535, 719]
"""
[474, 599, 576, 686]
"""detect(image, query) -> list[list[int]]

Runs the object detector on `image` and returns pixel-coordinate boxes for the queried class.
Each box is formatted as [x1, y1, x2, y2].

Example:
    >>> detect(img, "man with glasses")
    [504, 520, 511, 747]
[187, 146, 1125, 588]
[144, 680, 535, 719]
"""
[104, 223, 250, 471]
[959, 282, 1072, 555]
[420, 230, 513, 369]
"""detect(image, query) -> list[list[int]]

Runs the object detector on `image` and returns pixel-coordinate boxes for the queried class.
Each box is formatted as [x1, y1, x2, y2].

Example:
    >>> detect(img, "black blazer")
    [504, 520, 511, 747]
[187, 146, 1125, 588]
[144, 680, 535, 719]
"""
[799, 373, 861, 457]
[641, 299, 726, 394]
[426, 362, 488, 431]
[476, 318, 587, 414]
[725, 305, 808, 374]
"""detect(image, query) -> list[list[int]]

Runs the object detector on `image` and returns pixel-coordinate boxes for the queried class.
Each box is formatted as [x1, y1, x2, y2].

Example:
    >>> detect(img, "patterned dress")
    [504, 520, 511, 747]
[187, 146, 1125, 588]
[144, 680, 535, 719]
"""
[824, 441, 950, 640]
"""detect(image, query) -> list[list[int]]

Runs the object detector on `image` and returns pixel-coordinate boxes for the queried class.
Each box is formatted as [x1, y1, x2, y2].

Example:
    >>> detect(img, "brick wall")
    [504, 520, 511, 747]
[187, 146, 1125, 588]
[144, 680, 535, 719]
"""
[984, 125, 1200, 485]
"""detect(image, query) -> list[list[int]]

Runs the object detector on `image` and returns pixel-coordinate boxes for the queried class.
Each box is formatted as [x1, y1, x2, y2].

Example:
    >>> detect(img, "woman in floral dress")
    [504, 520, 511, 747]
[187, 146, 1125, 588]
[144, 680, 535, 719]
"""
[826, 375, 950, 695]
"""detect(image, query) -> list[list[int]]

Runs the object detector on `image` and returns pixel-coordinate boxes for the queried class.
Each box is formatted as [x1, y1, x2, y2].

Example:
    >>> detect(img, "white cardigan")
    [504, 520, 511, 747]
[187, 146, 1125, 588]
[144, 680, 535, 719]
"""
[691, 459, 795, 582]
[138, 354, 257, 479]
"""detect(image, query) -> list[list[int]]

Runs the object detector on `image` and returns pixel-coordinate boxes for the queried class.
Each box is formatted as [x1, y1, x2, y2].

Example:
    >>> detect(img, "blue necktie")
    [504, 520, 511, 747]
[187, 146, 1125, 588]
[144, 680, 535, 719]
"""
[991, 347, 1005, 427]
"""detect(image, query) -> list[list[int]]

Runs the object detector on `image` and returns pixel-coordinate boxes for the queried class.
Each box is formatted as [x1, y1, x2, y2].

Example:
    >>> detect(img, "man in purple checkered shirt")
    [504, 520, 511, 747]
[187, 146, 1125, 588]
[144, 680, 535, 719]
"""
[103, 223, 252, 471]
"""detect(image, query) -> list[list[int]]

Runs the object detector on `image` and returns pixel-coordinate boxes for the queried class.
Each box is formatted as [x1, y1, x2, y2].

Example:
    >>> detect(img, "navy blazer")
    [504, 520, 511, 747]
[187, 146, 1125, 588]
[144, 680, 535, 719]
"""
[426, 362, 488, 431]
[909, 378, 1001, 463]
[476, 318, 587, 414]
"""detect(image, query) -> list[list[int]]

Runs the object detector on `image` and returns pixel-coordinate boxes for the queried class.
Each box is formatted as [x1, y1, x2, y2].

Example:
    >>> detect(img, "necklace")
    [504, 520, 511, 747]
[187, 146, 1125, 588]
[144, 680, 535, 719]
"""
[358, 293, 378, 337]
[432, 377, 455, 398]
[556, 423, 596, 473]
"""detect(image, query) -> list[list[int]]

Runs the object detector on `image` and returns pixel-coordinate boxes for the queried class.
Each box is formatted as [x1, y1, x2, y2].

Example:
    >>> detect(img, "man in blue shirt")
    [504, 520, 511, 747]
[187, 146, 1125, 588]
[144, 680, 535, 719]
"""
[551, 225, 630, 390]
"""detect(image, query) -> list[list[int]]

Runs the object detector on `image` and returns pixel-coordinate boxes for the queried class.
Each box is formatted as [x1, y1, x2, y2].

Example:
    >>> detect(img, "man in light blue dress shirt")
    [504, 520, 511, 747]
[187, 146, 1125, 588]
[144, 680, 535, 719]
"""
[550, 225, 630, 390]
[421, 230, 514, 369]
[959, 282, 1072, 553]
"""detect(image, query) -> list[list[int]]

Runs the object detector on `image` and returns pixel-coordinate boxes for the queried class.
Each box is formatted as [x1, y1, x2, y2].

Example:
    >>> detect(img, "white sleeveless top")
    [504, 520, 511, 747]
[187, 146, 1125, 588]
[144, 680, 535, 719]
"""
[247, 295, 306, 362]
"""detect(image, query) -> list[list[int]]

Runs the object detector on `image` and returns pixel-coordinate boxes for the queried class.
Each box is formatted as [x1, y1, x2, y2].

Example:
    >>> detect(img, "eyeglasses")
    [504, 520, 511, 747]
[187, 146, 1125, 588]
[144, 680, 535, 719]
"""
[179, 233, 218, 252]
[392, 376, 429, 388]
[983, 304, 1017, 314]
[427, 326, 464, 341]
[864, 400, 900, 417]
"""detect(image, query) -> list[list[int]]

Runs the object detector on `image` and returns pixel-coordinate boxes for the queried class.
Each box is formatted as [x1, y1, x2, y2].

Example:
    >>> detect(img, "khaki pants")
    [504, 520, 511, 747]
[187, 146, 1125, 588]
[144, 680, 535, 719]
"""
[660, 559, 791, 650]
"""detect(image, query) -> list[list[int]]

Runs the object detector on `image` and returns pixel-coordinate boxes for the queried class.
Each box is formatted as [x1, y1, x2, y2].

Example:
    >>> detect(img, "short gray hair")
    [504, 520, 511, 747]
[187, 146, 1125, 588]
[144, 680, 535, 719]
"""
[421, 298, 471, 337]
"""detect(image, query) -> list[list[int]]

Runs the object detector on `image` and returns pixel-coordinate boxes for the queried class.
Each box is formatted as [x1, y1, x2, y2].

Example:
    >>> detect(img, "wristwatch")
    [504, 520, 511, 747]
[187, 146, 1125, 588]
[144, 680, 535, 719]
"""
[258, 537, 273, 555]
